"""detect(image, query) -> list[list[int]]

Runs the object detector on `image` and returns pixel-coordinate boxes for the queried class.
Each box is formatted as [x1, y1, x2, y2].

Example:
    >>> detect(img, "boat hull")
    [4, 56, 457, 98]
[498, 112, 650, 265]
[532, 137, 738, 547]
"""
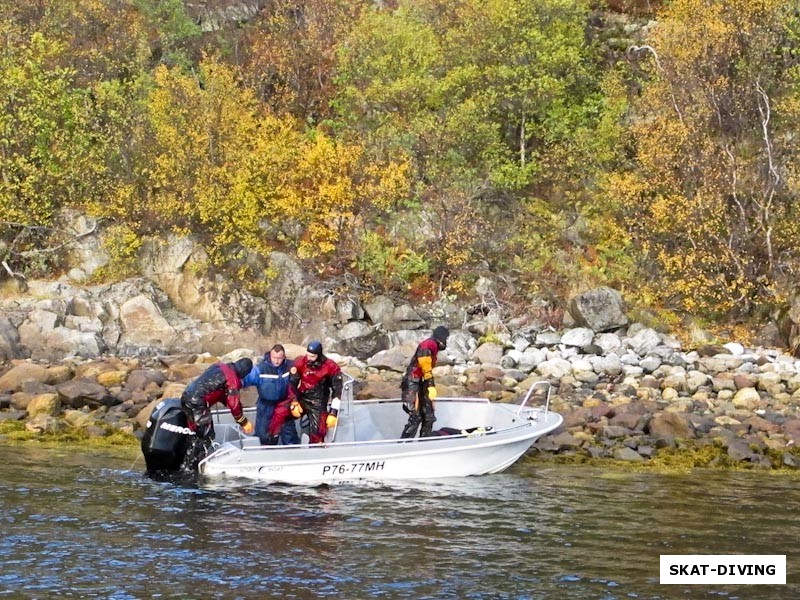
[198, 398, 562, 484]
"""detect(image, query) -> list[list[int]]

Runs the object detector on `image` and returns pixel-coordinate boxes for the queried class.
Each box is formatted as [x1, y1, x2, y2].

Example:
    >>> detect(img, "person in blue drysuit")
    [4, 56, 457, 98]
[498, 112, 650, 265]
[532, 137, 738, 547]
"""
[242, 343, 300, 445]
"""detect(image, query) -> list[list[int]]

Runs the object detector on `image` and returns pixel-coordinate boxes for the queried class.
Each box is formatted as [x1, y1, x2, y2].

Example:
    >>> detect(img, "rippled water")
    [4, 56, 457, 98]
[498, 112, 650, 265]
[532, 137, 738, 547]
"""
[1, 445, 798, 599]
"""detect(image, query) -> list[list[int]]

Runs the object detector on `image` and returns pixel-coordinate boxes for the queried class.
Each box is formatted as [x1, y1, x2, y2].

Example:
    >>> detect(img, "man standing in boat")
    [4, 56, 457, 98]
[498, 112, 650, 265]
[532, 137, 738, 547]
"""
[268, 341, 343, 444]
[241, 344, 299, 446]
[400, 326, 449, 438]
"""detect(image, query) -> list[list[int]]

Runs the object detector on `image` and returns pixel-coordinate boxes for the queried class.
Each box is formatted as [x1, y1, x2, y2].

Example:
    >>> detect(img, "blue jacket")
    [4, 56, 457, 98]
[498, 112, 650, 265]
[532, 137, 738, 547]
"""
[242, 357, 294, 404]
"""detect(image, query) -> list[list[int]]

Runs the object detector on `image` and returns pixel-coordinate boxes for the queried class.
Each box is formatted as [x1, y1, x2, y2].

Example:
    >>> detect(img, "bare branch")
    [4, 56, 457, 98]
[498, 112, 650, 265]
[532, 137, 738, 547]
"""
[1, 260, 24, 280]
[627, 44, 684, 124]
[755, 81, 780, 187]
[1, 260, 28, 292]
[1, 218, 98, 258]
[755, 81, 779, 272]
[723, 145, 747, 229]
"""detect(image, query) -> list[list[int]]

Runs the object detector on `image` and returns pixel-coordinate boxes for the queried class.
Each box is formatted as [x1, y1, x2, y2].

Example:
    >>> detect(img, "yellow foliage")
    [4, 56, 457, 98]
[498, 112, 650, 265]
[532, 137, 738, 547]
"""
[91, 224, 143, 282]
[604, 0, 798, 317]
[84, 55, 412, 273]
[278, 133, 411, 260]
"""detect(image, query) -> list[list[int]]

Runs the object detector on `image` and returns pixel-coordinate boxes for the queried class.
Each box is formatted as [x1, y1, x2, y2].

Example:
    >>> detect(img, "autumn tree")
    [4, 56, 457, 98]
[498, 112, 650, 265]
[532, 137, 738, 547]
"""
[0, 0, 202, 83]
[85, 55, 409, 286]
[240, 0, 367, 123]
[334, 0, 604, 295]
[605, 0, 800, 317]
[0, 27, 110, 276]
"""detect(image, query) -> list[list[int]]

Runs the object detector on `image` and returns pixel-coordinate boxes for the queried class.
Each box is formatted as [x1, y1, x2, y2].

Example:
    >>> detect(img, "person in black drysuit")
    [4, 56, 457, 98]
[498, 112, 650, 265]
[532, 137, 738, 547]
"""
[400, 326, 449, 438]
[180, 357, 254, 469]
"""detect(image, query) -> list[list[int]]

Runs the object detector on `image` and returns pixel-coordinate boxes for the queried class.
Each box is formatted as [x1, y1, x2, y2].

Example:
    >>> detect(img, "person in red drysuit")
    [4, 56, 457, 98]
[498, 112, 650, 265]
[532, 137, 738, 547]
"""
[267, 341, 343, 444]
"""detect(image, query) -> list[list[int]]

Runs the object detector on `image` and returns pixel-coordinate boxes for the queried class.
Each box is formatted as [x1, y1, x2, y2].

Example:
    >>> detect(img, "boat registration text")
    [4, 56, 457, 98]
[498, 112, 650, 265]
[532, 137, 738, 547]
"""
[322, 461, 386, 476]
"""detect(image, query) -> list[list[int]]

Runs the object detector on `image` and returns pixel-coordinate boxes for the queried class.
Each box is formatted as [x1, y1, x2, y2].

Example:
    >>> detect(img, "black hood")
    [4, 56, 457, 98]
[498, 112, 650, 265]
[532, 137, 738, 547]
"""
[232, 358, 253, 378]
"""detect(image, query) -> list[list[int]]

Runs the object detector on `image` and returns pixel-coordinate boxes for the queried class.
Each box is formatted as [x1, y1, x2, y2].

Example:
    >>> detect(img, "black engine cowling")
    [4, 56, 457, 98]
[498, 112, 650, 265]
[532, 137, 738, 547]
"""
[141, 398, 194, 473]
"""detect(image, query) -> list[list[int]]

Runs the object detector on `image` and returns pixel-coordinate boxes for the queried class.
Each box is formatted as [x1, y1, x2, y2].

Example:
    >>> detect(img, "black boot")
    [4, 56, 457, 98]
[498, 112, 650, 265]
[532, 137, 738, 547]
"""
[400, 415, 420, 439]
[182, 437, 212, 472]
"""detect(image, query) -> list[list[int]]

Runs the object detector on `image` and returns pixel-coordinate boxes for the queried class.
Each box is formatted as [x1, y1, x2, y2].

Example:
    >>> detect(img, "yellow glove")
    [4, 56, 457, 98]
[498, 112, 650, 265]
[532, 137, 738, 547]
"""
[289, 400, 303, 418]
[325, 397, 341, 428]
[427, 386, 438, 400]
[239, 419, 254, 435]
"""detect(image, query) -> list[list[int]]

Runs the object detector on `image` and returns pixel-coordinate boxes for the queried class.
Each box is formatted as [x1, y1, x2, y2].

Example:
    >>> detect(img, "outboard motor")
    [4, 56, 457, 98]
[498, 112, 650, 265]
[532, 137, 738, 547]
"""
[141, 398, 195, 473]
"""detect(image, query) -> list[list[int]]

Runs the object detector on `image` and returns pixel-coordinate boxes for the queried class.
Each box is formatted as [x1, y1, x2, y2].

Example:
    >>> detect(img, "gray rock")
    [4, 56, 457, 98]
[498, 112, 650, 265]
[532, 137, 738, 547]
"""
[0, 317, 25, 360]
[568, 287, 628, 332]
[119, 295, 177, 348]
[593, 332, 622, 355]
[560, 327, 595, 349]
[473, 342, 504, 365]
[612, 447, 645, 462]
[534, 331, 562, 346]
[363, 295, 395, 327]
[333, 322, 389, 360]
[392, 305, 426, 330]
[627, 328, 661, 356]
[367, 348, 411, 372]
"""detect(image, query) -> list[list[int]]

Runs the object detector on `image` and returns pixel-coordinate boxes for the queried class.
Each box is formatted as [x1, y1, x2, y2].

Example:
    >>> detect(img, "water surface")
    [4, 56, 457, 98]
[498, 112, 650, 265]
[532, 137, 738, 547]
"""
[1, 445, 797, 599]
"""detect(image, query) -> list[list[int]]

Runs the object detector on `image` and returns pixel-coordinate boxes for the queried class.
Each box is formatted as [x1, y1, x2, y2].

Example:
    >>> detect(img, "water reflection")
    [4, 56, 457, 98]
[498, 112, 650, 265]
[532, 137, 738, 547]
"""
[0, 446, 799, 599]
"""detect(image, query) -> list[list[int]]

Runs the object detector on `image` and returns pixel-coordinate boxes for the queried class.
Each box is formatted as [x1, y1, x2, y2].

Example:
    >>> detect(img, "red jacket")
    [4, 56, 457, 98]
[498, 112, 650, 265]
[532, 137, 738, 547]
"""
[184, 362, 245, 420]
[406, 337, 440, 381]
[289, 355, 343, 407]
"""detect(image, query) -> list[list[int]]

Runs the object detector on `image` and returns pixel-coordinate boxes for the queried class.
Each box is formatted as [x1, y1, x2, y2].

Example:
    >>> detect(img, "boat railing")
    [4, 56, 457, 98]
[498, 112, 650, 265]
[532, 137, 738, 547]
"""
[328, 373, 356, 443]
[514, 380, 552, 420]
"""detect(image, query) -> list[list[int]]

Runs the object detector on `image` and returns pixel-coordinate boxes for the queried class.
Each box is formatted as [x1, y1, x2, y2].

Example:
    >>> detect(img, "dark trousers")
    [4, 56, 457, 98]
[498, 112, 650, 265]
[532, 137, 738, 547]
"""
[400, 378, 436, 438]
[181, 393, 214, 439]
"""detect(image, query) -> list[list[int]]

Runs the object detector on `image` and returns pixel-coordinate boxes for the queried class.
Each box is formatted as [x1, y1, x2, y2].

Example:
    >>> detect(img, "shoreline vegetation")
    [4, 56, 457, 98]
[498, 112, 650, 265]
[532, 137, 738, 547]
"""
[2, 1, 800, 481]
[2, 2, 800, 344]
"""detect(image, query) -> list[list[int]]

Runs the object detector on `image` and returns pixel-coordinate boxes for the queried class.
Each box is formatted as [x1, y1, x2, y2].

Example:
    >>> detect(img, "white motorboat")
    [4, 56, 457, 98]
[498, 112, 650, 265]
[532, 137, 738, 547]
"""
[196, 378, 563, 484]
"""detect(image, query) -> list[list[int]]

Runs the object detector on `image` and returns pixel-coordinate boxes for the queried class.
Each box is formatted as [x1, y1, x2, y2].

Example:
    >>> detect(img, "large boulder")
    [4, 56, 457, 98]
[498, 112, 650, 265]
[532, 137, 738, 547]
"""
[568, 287, 628, 332]
[55, 378, 117, 410]
[119, 294, 177, 348]
[367, 347, 413, 372]
[332, 322, 389, 360]
[363, 295, 395, 328]
[0, 362, 49, 393]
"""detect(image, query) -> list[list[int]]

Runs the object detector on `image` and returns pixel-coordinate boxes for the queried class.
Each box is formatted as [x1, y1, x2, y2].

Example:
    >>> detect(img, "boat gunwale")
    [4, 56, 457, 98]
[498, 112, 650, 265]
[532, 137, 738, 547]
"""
[211, 400, 559, 452]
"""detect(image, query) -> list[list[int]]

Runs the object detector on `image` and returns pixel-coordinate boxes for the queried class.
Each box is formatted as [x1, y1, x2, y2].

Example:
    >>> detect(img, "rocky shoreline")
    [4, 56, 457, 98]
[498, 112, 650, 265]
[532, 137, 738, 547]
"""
[3, 322, 800, 471]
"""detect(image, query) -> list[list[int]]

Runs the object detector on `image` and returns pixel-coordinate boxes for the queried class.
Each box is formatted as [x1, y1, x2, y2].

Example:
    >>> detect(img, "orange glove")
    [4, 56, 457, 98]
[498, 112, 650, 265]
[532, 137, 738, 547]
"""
[289, 400, 303, 418]
[427, 386, 438, 400]
[236, 416, 254, 435]
[326, 397, 341, 428]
